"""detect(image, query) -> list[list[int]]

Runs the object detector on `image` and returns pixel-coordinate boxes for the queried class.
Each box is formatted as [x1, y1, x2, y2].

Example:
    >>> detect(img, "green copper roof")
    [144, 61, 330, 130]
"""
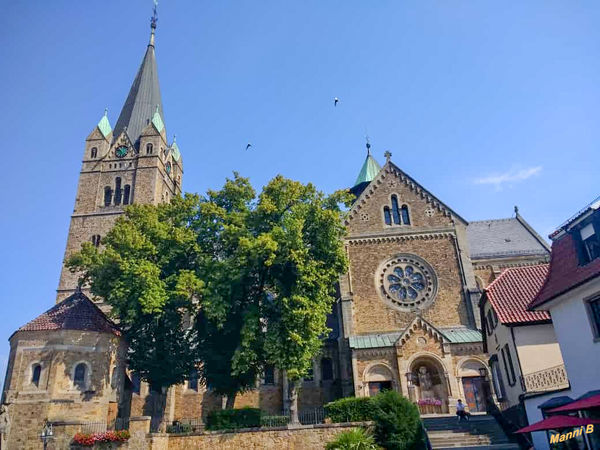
[348, 327, 481, 350]
[440, 327, 482, 343]
[171, 137, 181, 161]
[152, 106, 164, 133]
[349, 332, 401, 349]
[97, 110, 112, 138]
[354, 153, 381, 186]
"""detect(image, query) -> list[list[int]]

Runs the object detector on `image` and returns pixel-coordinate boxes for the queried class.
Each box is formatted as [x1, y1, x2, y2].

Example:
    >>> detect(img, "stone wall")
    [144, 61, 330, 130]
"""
[166, 423, 363, 450]
[43, 421, 363, 450]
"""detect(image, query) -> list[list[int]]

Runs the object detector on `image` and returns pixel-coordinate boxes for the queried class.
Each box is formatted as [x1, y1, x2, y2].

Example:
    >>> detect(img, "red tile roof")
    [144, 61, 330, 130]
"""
[485, 264, 550, 325]
[529, 232, 600, 309]
[17, 291, 120, 336]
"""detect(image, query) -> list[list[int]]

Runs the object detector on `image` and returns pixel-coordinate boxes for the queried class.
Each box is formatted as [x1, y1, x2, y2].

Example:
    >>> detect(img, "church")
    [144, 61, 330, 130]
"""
[0, 15, 550, 449]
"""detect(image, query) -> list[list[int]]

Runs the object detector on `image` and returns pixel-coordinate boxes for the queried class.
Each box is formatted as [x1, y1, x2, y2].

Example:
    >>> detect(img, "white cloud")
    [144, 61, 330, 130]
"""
[474, 166, 542, 190]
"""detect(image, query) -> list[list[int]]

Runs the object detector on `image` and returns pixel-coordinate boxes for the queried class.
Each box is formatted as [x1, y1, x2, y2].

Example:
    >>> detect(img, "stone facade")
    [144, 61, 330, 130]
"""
[56, 122, 182, 304]
[2, 329, 126, 450]
[335, 160, 549, 416]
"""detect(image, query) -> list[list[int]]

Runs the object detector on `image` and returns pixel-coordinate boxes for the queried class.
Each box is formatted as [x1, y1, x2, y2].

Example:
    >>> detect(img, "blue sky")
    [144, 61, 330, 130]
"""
[0, 1, 598, 380]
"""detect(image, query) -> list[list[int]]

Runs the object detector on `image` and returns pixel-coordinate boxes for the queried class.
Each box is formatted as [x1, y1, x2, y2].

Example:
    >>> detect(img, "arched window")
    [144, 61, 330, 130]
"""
[123, 185, 131, 205]
[114, 177, 122, 205]
[391, 195, 401, 225]
[383, 207, 392, 226]
[146, 143, 153, 154]
[321, 358, 333, 381]
[74, 363, 87, 389]
[90, 147, 98, 158]
[401, 205, 410, 225]
[104, 186, 112, 206]
[263, 365, 275, 385]
[91, 235, 101, 247]
[188, 369, 198, 391]
[31, 364, 41, 387]
[131, 372, 141, 395]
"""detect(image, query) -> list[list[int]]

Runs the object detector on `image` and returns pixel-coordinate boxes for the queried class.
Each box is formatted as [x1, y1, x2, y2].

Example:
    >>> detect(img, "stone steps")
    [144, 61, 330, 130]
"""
[423, 414, 518, 450]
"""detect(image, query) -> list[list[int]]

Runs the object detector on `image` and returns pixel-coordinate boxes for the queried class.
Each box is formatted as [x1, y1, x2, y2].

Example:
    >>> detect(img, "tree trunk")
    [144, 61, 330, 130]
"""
[288, 380, 300, 424]
[225, 394, 236, 409]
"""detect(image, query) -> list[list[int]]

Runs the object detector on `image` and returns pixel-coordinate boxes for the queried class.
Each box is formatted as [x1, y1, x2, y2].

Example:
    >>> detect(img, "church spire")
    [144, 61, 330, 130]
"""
[113, 1, 164, 147]
[353, 138, 381, 187]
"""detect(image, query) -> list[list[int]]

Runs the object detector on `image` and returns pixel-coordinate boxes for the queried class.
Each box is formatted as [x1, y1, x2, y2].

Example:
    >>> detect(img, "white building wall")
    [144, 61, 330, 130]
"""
[513, 324, 564, 375]
[545, 277, 600, 396]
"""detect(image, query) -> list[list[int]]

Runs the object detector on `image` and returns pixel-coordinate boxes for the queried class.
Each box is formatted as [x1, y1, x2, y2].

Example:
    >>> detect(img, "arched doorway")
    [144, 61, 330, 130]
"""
[409, 356, 449, 414]
[458, 359, 488, 413]
[364, 364, 395, 397]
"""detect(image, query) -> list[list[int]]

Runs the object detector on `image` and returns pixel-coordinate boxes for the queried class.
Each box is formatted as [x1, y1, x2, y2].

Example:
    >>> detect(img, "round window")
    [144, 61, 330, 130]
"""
[376, 254, 438, 311]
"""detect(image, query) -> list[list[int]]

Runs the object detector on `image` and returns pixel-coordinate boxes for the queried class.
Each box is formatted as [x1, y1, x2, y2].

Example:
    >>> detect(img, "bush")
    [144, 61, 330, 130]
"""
[325, 397, 375, 423]
[325, 428, 381, 450]
[205, 407, 262, 430]
[370, 390, 425, 450]
[166, 423, 193, 433]
[260, 415, 290, 427]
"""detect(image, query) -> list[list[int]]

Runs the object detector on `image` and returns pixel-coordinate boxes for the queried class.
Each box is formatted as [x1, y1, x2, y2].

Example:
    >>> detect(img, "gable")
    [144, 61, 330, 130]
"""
[346, 161, 467, 235]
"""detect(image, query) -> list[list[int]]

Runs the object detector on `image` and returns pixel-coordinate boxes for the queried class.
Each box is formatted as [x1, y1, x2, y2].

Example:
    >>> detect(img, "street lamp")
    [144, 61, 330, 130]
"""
[40, 421, 53, 450]
[478, 367, 492, 413]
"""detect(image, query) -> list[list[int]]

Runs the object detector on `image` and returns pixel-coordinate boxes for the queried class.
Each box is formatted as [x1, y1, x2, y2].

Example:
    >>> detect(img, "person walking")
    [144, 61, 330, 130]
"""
[456, 399, 469, 423]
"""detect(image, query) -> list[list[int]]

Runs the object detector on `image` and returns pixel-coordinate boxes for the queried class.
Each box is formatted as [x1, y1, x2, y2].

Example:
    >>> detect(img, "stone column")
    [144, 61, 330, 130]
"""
[129, 416, 151, 434]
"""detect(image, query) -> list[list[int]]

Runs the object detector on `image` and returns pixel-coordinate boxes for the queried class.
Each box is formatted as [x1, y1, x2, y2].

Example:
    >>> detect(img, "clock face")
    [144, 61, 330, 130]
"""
[165, 162, 172, 174]
[115, 146, 128, 158]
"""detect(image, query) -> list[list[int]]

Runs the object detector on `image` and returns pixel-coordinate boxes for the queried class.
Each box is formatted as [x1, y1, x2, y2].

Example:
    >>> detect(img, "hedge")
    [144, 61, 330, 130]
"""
[205, 407, 262, 430]
[325, 396, 376, 423]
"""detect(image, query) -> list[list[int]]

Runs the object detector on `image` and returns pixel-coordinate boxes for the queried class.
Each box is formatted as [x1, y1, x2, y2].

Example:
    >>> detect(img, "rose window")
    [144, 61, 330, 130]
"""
[377, 254, 438, 311]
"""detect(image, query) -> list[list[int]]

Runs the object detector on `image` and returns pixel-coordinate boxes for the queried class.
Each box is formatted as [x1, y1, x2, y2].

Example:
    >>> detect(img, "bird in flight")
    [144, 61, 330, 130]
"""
[334, 97, 340, 107]
[246, 143, 252, 150]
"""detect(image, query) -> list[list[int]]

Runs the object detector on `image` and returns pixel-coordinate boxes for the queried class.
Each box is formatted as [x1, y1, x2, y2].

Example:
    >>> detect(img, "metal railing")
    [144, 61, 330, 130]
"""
[521, 364, 569, 393]
[79, 418, 130, 433]
[163, 407, 327, 433]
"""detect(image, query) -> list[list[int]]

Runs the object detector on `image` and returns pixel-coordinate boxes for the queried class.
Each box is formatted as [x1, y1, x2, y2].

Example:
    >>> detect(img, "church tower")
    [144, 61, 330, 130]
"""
[56, 15, 183, 302]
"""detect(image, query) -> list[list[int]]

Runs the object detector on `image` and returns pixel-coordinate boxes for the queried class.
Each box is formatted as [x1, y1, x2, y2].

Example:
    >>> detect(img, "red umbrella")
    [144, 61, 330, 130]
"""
[515, 415, 600, 433]
[547, 393, 600, 413]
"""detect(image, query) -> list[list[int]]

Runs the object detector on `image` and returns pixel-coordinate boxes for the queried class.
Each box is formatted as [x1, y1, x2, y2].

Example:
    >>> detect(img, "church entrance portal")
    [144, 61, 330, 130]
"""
[409, 357, 449, 414]
[461, 377, 487, 412]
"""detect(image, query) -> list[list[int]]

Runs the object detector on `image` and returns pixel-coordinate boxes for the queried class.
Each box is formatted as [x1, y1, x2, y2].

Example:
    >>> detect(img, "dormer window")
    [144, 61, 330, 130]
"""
[580, 223, 600, 264]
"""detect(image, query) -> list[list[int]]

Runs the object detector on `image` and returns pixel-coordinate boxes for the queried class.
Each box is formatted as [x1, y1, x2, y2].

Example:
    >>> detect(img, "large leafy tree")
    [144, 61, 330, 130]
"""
[68, 195, 204, 429]
[199, 174, 351, 420]
[69, 174, 350, 423]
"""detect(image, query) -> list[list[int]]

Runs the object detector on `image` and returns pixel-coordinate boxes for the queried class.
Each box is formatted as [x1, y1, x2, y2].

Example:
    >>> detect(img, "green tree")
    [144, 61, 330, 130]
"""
[193, 174, 351, 414]
[68, 195, 204, 429]
[225, 175, 351, 422]
[69, 174, 351, 423]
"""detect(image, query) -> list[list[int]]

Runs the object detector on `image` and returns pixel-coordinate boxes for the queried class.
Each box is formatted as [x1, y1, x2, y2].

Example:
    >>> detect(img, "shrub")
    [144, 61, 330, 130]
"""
[325, 397, 375, 423]
[166, 422, 193, 433]
[370, 390, 425, 450]
[205, 407, 262, 430]
[325, 428, 381, 450]
[260, 415, 290, 427]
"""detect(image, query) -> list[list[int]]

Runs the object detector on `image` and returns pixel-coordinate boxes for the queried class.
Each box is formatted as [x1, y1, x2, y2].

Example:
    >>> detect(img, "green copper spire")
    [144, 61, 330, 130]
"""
[353, 141, 381, 186]
[171, 135, 181, 161]
[151, 105, 164, 133]
[97, 109, 112, 138]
